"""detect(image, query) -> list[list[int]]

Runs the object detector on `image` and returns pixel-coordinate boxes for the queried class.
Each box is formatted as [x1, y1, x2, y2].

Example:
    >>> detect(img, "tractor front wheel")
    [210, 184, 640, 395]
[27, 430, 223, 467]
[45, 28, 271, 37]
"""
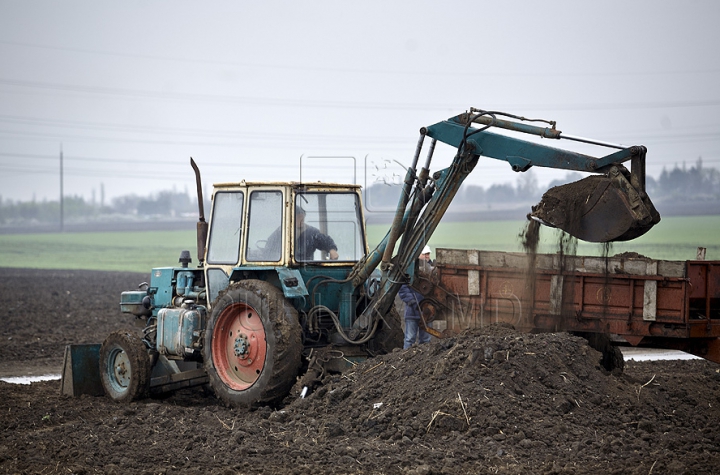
[99, 330, 151, 403]
[203, 280, 302, 408]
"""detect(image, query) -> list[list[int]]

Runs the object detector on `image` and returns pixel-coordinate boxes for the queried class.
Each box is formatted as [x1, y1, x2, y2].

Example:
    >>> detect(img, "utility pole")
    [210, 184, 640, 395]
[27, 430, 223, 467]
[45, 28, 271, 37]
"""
[60, 144, 64, 232]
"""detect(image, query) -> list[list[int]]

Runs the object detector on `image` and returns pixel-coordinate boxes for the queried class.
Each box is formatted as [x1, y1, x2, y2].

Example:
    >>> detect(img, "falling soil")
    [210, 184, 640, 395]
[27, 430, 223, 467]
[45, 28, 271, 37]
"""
[518, 219, 540, 320]
[519, 219, 540, 257]
[520, 211, 623, 370]
[2, 268, 720, 474]
[519, 216, 579, 322]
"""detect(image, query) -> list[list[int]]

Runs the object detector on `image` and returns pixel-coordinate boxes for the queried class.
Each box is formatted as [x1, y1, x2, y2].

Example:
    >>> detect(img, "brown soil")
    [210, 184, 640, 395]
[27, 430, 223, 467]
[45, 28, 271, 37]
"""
[613, 251, 650, 259]
[0, 268, 143, 378]
[530, 175, 604, 233]
[2, 268, 720, 474]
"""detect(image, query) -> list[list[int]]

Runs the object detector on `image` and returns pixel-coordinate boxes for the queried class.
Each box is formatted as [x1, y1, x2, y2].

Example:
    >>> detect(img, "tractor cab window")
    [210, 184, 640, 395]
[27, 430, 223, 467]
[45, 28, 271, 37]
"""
[294, 192, 365, 262]
[246, 190, 283, 262]
[207, 191, 244, 265]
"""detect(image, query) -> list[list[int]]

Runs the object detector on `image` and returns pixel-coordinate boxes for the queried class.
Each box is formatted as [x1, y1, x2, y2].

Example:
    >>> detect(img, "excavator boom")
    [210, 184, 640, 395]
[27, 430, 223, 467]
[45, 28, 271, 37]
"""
[352, 108, 661, 331]
[426, 109, 661, 242]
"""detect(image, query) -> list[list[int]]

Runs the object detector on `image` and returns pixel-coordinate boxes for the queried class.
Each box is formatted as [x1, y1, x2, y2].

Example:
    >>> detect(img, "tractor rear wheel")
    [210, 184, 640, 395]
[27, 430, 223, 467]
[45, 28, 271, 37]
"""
[203, 280, 302, 408]
[99, 330, 151, 403]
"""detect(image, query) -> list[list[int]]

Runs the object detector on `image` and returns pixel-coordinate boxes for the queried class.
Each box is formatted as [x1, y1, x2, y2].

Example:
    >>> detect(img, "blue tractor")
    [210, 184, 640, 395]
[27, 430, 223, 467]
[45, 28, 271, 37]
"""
[85, 108, 660, 407]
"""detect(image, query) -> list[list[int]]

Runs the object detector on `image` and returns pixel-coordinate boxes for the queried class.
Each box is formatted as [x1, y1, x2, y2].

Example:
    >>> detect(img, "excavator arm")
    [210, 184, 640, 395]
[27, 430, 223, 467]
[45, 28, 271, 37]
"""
[349, 108, 660, 339]
[427, 111, 639, 174]
[428, 109, 660, 242]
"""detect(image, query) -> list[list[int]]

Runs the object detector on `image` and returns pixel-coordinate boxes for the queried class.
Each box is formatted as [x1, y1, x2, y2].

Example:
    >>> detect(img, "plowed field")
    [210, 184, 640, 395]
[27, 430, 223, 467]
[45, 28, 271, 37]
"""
[1, 268, 719, 474]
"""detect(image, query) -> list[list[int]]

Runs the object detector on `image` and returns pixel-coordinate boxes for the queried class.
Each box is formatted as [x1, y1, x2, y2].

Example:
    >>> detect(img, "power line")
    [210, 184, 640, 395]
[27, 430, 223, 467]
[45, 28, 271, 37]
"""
[0, 77, 445, 110]
[1, 114, 719, 149]
[0, 127, 416, 149]
[0, 154, 365, 179]
[0, 164, 189, 180]
[3, 39, 720, 78]
[1, 77, 720, 112]
[0, 152, 365, 172]
[2, 151, 718, 183]
[0, 125, 718, 155]
[1, 136, 717, 170]
[0, 114, 407, 144]
[0, 129, 406, 150]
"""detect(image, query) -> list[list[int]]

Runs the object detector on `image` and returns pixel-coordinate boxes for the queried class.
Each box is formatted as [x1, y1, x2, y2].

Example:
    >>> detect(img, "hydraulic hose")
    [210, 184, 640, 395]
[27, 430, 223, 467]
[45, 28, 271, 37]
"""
[309, 305, 379, 345]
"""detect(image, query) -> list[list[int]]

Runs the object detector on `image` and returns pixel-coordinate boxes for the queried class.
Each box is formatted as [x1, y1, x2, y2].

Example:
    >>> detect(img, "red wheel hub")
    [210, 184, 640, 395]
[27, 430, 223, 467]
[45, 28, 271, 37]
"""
[211, 302, 267, 390]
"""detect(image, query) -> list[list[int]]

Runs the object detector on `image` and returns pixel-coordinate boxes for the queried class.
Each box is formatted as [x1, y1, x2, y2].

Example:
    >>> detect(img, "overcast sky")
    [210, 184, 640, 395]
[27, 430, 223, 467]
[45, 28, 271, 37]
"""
[1, 1, 719, 203]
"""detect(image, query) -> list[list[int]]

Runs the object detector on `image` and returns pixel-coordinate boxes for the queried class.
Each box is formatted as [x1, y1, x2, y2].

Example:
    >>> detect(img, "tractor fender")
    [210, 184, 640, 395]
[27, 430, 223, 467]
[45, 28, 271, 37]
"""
[227, 266, 309, 300]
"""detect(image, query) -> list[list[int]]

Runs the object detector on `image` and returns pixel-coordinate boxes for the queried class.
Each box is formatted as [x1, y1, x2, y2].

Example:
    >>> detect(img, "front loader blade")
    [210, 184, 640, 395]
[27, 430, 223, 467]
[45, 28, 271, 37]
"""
[529, 172, 660, 243]
[60, 344, 104, 397]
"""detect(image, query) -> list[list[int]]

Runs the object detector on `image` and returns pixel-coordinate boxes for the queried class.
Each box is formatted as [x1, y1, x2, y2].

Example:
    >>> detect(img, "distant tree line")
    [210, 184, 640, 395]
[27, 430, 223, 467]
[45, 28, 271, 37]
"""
[1, 159, 718, 226]
[0, 195, 94, 225]
[0, 190, 205, 226]
[651, 158, 720, 199]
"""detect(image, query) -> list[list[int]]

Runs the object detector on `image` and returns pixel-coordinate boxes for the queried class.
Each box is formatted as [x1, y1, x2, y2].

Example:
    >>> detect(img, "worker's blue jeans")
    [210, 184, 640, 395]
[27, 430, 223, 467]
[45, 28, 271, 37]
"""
[404, 318, 432, 349]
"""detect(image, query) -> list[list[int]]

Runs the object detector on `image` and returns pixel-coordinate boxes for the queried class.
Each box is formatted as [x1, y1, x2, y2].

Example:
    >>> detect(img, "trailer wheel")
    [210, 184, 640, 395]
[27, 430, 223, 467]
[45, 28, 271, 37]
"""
[370, 306, 404, 354]
[99, 330, 151, 403]
[203, 280, 302, 408]
[576, 332, 625, 373]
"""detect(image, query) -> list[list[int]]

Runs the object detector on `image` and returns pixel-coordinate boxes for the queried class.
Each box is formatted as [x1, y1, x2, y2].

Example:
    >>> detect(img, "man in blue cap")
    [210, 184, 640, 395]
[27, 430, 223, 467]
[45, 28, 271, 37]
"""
[399, 245, 432, 349]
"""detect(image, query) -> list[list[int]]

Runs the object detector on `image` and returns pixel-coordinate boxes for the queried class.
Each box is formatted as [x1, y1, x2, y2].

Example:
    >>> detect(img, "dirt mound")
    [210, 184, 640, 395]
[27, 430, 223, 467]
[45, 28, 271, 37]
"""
[613, 251, 649, 259]
[286, 326, 719, 473]
[1, 269, 720, 474]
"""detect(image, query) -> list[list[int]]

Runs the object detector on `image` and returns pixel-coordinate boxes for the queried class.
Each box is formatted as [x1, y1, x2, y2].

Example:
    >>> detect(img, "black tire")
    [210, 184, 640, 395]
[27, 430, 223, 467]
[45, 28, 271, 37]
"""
[203, 280, 303, 408]
[99, 330, 151, 403]
[370, 306, 404, 354]
[576, 332, 625, 372]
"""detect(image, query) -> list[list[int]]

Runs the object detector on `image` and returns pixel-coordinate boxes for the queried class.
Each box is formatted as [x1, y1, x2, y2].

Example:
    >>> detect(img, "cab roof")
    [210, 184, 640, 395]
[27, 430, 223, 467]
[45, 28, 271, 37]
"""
[213, 181, 362, 190]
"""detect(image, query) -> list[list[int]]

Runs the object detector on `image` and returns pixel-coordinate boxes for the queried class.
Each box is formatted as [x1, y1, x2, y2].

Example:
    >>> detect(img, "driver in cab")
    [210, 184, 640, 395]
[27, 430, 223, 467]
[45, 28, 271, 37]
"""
[295, 205, 338, 261]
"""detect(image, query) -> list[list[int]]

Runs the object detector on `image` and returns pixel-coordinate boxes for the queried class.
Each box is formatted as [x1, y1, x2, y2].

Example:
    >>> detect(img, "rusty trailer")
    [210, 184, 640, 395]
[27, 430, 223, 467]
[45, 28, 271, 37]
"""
[422, 249, 720, 364]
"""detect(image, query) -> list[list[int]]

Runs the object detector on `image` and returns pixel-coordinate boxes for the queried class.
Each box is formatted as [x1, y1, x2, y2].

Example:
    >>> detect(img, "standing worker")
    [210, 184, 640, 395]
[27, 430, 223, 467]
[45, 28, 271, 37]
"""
[399, 245, 433, 349]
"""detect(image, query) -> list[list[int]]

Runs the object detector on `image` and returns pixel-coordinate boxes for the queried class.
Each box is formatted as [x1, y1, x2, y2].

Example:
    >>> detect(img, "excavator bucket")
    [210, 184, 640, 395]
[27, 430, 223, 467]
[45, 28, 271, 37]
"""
[529, 168, 660, 243]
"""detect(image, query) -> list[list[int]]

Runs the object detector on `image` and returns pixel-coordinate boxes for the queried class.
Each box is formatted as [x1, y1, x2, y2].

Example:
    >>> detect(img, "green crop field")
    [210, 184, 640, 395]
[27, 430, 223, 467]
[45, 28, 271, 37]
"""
[0, 215, 718, 272]
[0, 230, 197, 272]
[368, 215, 720, 262]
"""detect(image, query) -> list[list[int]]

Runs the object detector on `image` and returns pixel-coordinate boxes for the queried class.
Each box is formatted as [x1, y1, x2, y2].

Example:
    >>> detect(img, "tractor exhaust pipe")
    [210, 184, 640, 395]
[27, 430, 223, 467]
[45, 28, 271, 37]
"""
[190, 158, 208, 265]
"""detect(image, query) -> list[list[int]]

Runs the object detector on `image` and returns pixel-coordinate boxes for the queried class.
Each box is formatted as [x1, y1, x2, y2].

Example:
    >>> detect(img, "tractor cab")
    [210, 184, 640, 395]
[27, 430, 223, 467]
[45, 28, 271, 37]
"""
[203, 182, 368, 304]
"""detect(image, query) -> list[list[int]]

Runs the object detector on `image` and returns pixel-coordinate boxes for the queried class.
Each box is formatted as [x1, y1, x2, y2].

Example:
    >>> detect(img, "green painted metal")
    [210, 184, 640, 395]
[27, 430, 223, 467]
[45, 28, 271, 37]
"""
[119, 290, 149, 316]
[275, 267, 309, 298]
[60, 344, 104, 397]
[149, 267, 175, 308]
[425, 118, 638, 173]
